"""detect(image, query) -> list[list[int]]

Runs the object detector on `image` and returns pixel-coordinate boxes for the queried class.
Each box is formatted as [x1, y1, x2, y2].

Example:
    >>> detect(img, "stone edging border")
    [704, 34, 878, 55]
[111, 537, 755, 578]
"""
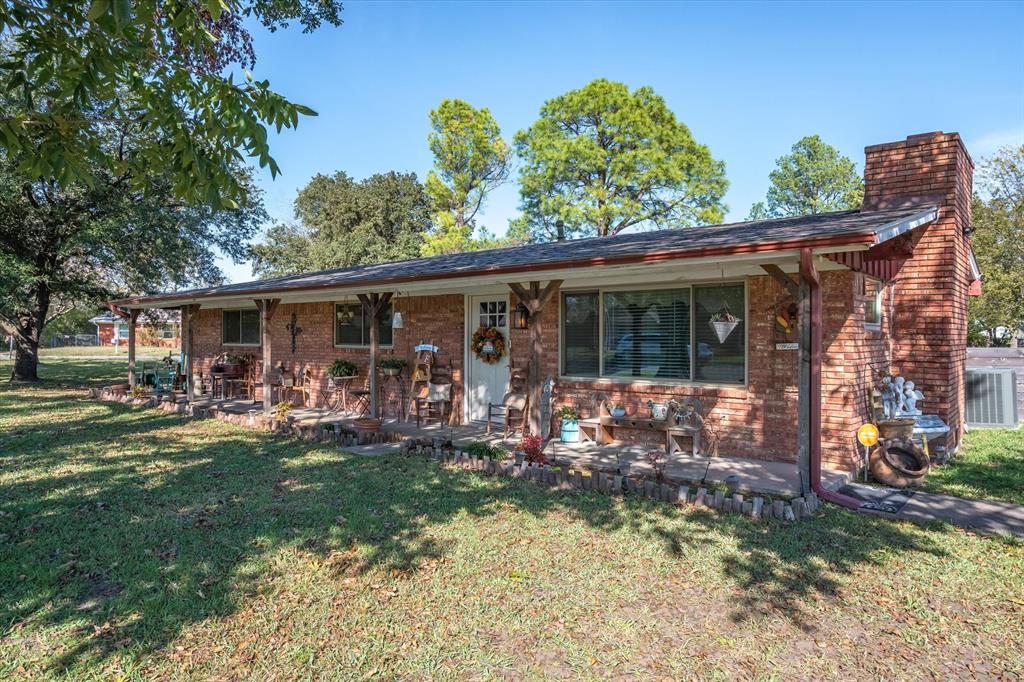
[90, 387, 819, 522]
[401, 441, 820, 522]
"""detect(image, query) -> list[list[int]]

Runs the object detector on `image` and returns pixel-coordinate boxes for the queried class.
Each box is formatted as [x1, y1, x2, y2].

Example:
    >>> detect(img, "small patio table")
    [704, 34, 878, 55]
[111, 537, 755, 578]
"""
[320, 376, 357, 413]
[211, 370, 241, 400]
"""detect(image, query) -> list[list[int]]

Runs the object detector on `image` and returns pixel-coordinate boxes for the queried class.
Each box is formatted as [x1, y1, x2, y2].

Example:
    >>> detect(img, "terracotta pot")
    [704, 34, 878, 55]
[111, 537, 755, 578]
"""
[869, 438, 930, 488]
[354, 417, 381, 432]
[381, 367, 402, 377]
[877, 418, 915, 440]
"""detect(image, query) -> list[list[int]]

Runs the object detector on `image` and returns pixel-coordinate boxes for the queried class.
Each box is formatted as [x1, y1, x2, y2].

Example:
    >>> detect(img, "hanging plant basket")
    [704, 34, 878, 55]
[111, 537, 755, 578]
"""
[708, 304, 742, 343]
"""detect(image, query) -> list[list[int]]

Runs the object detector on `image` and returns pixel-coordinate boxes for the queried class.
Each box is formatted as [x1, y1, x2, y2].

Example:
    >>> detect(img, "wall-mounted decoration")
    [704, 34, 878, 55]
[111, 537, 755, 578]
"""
[392, 311, 404, 329]
[285, 311, 302, 353]
[773, 299, 799, 350]
[471, 326, 507, 364]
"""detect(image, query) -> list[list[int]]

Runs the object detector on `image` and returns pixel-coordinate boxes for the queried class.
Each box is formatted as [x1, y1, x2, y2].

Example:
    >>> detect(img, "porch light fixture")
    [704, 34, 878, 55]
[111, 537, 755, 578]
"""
[392, 311, 403, 329]
[511, 303, 529, 330]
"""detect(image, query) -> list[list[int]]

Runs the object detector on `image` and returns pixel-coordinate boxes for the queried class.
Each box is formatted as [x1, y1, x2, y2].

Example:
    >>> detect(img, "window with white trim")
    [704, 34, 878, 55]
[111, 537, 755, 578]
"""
[560, 283, 746, 384]
[864, 277, 883, 328]
[222, 309, 261, 345]
[335, 302, 393, 347]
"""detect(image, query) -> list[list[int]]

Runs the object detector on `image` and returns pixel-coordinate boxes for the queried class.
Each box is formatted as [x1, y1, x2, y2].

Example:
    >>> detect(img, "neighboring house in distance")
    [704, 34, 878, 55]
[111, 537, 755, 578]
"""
[110, 131, 980, 472]
[90, 311, 180, 348]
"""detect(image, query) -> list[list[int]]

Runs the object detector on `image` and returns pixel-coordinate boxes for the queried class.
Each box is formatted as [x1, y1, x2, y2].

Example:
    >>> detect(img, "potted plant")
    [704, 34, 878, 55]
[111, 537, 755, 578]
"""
[610, 402, 627, 418]
[378, 357, 407, 377]
[709, 307, 742, 343]
[272, 400, 292, 430]
[327, 359, 358, 379]
[556, 405, 580, 444]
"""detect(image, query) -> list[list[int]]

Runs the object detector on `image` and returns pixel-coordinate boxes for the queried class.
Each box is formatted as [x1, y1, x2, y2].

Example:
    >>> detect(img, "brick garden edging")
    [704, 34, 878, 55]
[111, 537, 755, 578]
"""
[400, 441, 821, 522]
[89, 386, 819, 522]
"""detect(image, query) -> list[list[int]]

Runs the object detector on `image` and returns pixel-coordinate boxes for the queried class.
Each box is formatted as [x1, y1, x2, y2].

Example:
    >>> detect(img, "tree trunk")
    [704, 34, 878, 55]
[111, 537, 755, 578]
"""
[8, 282, 50, 383]
[12, 333, 40, 382]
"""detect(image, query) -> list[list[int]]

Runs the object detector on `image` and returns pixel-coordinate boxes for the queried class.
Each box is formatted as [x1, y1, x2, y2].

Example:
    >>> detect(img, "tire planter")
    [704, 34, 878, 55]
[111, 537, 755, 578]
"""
[869, 438, 930, 488]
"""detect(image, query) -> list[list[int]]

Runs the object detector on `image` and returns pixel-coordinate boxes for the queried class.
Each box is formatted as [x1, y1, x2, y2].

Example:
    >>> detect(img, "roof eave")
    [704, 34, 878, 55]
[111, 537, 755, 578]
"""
[108, 231, 878, 309]
[870, 206, 939, 246]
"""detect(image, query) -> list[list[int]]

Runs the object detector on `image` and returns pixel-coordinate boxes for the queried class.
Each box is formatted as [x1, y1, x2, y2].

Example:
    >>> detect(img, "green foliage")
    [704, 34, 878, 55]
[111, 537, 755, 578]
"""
[250, 171, 431, 278]
[0, 0, 342, 209]
[326, 359, 357, 378]
[969, 145, 1024, 343]
[422, 99, 512, 256]
[746, 135, 863, 219]
[0, 127, 266, 379]
[555, 405, 579, 421]
[512, 79, 728, 241]
[463, 441, 509, 460]
[378, 357, 407, 370]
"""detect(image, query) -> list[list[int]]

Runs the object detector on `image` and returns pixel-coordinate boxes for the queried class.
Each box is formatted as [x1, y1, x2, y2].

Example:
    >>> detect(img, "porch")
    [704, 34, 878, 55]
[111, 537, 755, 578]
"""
[188, 396, 850, 496]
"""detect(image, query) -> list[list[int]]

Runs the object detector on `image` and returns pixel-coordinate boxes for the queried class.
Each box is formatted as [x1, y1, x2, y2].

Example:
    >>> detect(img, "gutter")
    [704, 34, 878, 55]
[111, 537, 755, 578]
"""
[108, 232, 879, 308]
[800, 248, 862, 510]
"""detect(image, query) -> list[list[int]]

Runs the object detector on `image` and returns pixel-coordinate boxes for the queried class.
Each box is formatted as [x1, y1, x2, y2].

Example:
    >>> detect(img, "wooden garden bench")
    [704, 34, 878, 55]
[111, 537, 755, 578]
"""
[579, 393, 705, 455]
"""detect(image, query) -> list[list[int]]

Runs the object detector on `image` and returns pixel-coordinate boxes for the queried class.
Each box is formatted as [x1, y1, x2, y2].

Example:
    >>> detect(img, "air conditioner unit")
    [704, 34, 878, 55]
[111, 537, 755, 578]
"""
[965, 368, 1019, 429]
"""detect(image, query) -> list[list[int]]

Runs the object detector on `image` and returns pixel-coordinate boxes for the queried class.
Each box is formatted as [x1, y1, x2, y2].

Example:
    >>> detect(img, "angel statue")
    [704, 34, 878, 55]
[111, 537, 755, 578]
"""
[902, 381, 924, 416]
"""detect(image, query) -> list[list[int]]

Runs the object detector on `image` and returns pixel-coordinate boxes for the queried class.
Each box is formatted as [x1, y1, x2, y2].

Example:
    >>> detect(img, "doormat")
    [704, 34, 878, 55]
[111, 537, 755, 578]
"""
[838, 482, 915, 514]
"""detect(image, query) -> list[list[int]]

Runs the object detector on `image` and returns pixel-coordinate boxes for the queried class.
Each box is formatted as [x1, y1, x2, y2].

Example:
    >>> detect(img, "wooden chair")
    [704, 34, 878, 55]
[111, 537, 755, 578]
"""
[288, 366, 314, 407]
[414, 381, 452, 428]
[487, 366, 529, 438]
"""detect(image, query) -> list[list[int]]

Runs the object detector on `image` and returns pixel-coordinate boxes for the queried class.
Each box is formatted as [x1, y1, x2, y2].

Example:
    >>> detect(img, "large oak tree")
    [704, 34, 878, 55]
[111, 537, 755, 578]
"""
[512, 79, 728, 241]
[250, 171, 431, 278]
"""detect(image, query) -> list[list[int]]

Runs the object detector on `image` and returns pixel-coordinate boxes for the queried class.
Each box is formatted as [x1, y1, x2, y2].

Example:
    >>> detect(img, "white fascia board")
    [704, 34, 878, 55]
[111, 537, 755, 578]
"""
[871, 206, 939, 245]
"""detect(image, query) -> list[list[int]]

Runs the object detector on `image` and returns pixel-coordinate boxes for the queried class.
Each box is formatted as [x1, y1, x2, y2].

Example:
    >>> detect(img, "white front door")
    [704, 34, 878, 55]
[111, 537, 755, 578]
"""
[468, 295, 510, 422]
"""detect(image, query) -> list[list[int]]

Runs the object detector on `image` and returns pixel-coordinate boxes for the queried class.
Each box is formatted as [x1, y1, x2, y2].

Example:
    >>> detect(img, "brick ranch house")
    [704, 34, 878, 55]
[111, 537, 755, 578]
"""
[110, 131, 979, 482]
[89, 311, 180, 349]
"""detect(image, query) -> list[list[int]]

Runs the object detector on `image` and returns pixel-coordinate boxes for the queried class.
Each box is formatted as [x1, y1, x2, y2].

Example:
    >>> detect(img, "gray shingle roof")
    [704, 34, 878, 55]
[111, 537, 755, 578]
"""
[112, 205, 935, 306]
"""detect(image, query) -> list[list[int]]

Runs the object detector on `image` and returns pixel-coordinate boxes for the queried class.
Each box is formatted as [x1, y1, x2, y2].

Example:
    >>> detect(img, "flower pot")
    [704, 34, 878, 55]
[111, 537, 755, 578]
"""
[514, 451, 525, 466]
[869, 438, 930, 488]
[382, 367, 402, 377]
[648, 402, 670, 420]
[710, 319, 740, 343]
[560, 419, 580, 444]
[877, 418, 915, 441]
[354, 417, 381, 432]
[610, 406, 626, 418]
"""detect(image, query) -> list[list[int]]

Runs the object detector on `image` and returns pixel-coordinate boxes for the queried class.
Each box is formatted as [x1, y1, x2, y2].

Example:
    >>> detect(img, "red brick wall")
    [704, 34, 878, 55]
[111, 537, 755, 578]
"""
[191, 295, 465, 420]
[863, 131, 973, 451]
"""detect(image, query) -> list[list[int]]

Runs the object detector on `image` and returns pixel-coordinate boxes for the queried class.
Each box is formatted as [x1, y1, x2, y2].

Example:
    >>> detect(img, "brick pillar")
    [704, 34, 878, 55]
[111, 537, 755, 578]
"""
[862, 131, 974, 451]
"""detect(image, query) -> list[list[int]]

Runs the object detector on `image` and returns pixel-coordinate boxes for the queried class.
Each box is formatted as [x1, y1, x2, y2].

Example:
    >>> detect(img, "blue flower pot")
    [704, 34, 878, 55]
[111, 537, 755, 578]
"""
[560, 419, 580, 444]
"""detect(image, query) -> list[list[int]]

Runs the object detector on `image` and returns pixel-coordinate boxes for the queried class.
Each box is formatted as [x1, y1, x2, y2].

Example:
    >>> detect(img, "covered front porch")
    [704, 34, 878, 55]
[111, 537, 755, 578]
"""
[185, 395, 850, 496]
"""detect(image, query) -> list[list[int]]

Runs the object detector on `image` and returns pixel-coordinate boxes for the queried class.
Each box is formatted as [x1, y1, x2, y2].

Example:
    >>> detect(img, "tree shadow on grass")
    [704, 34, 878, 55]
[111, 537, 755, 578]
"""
[0, 392, 951, 674]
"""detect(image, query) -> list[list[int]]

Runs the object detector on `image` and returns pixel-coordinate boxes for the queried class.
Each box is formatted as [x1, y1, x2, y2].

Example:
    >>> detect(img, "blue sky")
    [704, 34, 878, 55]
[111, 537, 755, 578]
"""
[220, 0, 1024, 283]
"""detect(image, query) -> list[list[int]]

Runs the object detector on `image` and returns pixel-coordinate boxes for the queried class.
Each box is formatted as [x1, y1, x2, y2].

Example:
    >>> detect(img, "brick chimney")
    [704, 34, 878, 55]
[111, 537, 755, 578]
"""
[862, 131, 974, 451]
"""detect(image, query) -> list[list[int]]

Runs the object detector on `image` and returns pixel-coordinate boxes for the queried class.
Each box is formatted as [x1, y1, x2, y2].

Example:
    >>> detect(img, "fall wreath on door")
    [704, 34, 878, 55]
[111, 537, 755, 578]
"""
[471, 326, 507, 364]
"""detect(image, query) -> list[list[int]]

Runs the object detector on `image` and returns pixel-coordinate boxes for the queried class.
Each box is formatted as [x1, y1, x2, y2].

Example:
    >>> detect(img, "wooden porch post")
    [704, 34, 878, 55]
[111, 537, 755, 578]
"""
[508, 280, 562, 436]
[357, 292, 393, 419]
[181, 305, 197, 403]
[127, 309, 140, 387]
[795, 259, 814, 496]
[255, 298, 280, 414]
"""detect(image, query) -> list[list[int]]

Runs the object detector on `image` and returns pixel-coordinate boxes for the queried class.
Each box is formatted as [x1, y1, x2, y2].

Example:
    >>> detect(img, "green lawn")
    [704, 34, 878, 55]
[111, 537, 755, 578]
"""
[921, 428, 1024, 505]
[33, 345, 171, 359]
[1, 359, 1022, 679]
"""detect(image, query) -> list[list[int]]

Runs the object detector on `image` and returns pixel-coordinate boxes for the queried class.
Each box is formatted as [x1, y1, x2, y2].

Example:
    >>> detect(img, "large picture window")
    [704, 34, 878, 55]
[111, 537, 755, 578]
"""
[335, 302, 393, 347]
[560, 283, 746, 385]
[222, 309, 261, 346]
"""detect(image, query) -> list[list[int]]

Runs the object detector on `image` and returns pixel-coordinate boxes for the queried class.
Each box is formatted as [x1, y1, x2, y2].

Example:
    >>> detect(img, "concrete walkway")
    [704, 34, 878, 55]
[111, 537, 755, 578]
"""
[888, 491, 1024, 538]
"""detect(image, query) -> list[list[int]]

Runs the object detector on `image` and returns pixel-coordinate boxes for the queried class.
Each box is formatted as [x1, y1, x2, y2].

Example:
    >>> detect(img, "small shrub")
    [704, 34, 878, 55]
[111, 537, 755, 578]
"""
[645, 449, 667, 483]
[130, 385, 146, 399]
[520, 434, 546, 464]
[465, 442, 508, 460]
[273, 401, 293, 421]
[378, 357, 407, 370]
